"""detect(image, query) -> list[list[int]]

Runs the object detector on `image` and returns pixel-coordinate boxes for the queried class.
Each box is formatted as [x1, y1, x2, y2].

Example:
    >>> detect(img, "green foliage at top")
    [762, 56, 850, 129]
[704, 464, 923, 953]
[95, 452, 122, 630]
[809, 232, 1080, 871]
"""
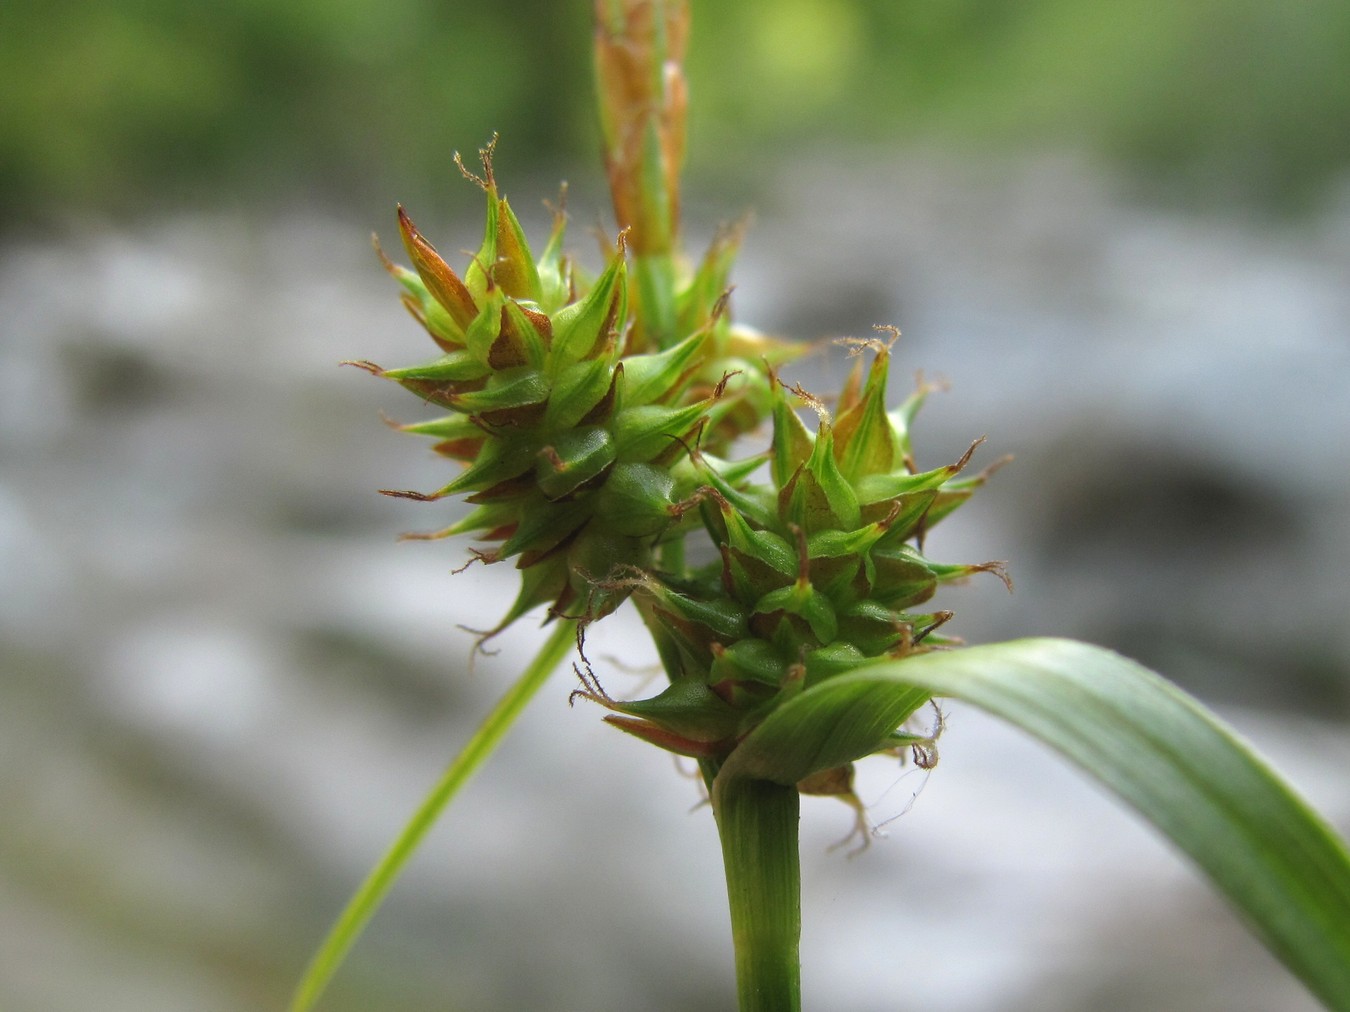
[0, 0, 591, 222]
[6, 0, 1350, 223]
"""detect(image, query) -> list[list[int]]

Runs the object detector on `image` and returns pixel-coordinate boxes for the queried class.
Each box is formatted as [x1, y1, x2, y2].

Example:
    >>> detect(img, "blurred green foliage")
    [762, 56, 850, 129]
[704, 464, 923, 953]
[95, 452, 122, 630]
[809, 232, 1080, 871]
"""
[688, 0, 1350, 208]
[4, 0, 1349, 224]
[0, 0, 595, 223]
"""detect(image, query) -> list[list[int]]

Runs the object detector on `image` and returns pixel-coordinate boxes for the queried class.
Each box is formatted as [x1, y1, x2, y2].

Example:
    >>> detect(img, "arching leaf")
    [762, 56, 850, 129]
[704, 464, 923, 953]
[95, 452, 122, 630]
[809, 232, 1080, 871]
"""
[718, 638, 1350, 1010]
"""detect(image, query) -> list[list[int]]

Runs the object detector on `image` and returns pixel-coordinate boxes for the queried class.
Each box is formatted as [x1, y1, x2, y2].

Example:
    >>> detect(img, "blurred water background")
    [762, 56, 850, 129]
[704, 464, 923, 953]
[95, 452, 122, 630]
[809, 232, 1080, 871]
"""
[3, 2, 1349, 1009]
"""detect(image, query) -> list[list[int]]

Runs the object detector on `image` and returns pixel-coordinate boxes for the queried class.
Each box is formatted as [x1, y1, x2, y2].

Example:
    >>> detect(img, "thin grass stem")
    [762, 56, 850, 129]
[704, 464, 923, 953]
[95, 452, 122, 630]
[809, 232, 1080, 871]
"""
[290, 618, 579, 1011]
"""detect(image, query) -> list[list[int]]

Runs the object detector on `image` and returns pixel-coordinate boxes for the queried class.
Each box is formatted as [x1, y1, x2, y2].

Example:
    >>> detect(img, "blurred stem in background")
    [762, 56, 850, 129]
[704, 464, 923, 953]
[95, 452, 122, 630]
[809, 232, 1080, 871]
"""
[5, 0, 1350, 226]
[594, 0, 687, 346]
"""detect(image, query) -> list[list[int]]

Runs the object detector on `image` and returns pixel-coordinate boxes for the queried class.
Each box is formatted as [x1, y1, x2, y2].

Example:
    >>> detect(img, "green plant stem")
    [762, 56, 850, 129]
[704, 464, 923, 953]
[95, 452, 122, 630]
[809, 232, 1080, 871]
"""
[290, 618, 579, 1012]
[712, 773, 802, 1012]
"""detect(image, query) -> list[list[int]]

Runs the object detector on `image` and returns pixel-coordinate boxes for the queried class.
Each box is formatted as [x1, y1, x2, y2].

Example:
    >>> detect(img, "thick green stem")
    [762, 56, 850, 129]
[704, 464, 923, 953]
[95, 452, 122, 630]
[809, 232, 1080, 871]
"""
[291, 618, 579, 1012]
[712, 774, 803, 1011]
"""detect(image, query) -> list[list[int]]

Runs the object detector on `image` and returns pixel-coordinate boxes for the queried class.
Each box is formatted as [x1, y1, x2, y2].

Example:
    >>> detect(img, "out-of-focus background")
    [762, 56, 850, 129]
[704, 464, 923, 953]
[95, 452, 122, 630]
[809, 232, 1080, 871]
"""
[3, 1, 1349, 1009]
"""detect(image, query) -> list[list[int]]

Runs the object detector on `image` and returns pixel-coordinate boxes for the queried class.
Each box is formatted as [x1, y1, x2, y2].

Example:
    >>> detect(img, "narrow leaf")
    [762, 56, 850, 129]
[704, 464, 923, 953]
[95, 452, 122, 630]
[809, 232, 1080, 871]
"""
[291, 619, 579, 1012]
[722, 638, 1350, 1010]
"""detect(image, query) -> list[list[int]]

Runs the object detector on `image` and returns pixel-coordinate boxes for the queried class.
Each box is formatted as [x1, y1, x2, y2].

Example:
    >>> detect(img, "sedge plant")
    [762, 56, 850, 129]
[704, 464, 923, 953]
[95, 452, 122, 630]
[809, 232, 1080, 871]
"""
[294, 2, 1350, 1009]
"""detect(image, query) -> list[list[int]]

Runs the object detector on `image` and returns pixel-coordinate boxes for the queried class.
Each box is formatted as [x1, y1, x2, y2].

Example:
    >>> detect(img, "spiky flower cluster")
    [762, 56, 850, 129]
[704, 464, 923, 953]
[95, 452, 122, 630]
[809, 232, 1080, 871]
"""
[363, 3, 1005, 795]
[365, 135, 1008, 788]
[360, 142, 783, 632]
[575, 334, 1009, 772]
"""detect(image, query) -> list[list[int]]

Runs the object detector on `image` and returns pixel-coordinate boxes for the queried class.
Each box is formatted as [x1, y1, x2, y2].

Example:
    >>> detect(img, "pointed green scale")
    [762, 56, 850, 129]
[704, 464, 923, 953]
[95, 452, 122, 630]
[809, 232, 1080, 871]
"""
[780, 458, 860, 540]
[621, 330, 709, 407]
[450, 369, 550, 416]
[834, 351, 899, 482]
[852, 450, 976, 505]
[543, 358, 616, 430]
[747, 610, 814, 659]
[437, 438, 536, 498]
[751, 577, 838, 648]
[384, 375, 486, 410]
[465, 187, 500, 303]
[497, 497, 591, 560]
[804, 426, 861, 531]
[400, 290, 464, 350]
[397, 414, 484, 440]
[641, 577, 750, 646]
[462, 290, 505, 365]
[929, 559, 1008, 588]
[536, 202, 571, 314]
[924, 486, 977, 529]
[639, 600, 734, 677]
[535, 427, 616, 500]
[769, 385, 815, 488]
[390, 266, 466, 348]
[381, 349, 491, 383]
[716, 501, 797, 585]
[836, 599, 913, 655]
[868, 544, 939, 609]
[709, 638, 789, 688]
[611, 401, 708, 463]
[675, 223, 741, 337]
[493, 300, 549, 371]
[807, 524, 885, 561]
[594, 679, 743, 744]
[389, 261, 427, 301]
[691, 456, 779, 531]
[721, 542, 794, 604]
[804, 525, 880, 599]
[551, 254, 627, 368]
[436, 501, 516, 541]
[397, 207, 480, 330]
[496, 552, 571, 628]
[492, 195, 543, 303]
[860, 488, 937, 534]
[811, 555, 872, 606]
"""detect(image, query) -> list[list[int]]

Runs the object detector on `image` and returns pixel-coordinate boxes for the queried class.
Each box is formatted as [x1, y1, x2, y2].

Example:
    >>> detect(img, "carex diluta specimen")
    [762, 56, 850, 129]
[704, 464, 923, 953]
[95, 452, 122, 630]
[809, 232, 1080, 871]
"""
[294, 4, 1350, 1010]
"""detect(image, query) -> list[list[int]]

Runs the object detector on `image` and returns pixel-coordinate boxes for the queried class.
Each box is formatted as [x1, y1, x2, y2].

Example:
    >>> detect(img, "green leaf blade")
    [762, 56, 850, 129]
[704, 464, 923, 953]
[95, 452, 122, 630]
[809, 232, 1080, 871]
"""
[290, 619, 579, 1012]
[728, 638, 1350, 1009]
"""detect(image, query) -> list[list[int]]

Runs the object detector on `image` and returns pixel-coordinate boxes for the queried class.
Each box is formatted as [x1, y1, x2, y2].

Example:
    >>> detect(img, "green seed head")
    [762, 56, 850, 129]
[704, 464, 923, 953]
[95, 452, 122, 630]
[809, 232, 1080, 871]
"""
[364, 140, 792, 635]
[596, 333, 1010, 763]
